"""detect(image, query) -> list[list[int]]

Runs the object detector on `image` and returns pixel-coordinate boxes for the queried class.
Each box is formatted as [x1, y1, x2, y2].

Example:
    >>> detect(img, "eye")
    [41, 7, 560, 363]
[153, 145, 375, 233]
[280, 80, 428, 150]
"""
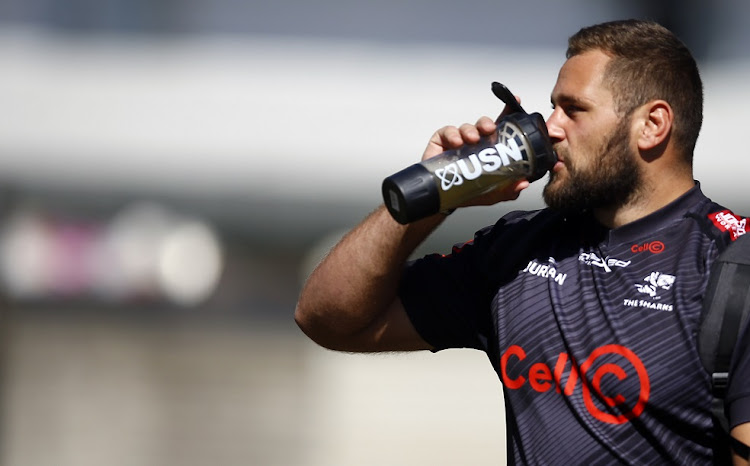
[551, 102, 583, 118]
[564, 105, 583, 116]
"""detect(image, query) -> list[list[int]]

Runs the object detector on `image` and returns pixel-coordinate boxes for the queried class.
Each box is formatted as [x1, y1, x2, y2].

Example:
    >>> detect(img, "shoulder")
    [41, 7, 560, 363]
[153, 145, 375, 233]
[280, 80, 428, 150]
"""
[447, 208, 563, 257]
[477, 208, 566, 243]
[686, 197, 748, 252]
[443, 208, 576, 283]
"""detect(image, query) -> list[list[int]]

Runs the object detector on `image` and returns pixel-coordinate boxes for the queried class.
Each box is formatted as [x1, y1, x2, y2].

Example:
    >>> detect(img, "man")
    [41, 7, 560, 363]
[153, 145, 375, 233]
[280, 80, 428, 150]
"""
[295, 19, 750, 464]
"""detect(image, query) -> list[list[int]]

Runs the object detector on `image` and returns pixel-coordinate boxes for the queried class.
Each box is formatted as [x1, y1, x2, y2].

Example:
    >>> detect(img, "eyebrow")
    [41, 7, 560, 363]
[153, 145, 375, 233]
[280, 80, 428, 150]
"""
[550, 94, 591, 108]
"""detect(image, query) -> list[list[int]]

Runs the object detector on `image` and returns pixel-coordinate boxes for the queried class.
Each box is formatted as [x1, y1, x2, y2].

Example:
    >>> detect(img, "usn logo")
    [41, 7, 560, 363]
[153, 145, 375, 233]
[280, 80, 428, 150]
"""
[434, 128, 528, 191]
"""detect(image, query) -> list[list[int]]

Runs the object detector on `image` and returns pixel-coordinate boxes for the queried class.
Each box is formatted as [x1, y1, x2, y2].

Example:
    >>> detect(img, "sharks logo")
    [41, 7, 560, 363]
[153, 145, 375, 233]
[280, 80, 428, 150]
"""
[634, 271, 675, 298]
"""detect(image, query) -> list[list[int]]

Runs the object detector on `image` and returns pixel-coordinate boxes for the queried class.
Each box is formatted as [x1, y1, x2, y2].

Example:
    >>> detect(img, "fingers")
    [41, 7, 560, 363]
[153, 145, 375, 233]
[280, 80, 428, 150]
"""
[474, 116, 498, 137]
[422, 116, 497, 161]
[422, 128, 460, 161]
[458, 116, 498, 143]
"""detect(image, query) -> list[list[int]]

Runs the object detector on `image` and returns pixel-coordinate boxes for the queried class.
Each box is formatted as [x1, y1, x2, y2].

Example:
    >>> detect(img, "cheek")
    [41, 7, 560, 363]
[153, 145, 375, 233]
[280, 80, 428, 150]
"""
[570, 132, 609, 169]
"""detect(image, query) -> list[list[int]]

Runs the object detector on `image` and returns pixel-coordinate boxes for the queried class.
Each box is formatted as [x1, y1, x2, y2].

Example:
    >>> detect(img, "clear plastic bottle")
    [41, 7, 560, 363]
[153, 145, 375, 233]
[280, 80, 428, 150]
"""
[382, 83, 557, 224]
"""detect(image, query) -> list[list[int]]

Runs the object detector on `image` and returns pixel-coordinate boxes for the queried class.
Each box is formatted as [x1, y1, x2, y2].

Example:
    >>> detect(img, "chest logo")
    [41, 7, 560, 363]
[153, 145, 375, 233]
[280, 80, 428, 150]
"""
[578, 252, 631, 272]
[630, 241, 665, 254]
[634, 271, 675, 298]
[501, 343, 650, 425]
[521, 258, 567, 286]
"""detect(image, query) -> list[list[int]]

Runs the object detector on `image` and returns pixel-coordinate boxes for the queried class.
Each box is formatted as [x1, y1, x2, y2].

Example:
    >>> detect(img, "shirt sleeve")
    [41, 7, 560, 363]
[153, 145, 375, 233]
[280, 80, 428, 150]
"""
[399, 231, 493, 352]
[398, 210, 546, 353]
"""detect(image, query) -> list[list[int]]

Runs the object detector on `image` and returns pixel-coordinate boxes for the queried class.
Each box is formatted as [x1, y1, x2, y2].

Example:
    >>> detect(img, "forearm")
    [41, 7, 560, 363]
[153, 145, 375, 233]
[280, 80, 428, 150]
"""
[294, 205, 444, 351]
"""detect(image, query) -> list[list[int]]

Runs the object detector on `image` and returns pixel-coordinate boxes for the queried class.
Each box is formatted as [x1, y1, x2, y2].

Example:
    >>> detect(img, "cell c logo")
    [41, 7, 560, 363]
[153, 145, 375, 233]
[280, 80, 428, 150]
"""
[630, 241, 665, 254]
[579, 344, 650, 424]
[500, 343, 650, 425]
[435, 164, 463, 190]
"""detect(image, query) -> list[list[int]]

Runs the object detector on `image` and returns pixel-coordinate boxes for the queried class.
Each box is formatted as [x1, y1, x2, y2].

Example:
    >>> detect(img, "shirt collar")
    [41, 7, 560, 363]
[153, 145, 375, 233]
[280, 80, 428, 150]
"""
[604, 182, 708, 245]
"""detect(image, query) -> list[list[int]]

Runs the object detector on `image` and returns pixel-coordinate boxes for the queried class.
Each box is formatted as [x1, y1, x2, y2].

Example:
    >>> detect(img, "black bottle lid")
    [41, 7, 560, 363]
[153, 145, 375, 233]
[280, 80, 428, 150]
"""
[382, 163, 440, 225]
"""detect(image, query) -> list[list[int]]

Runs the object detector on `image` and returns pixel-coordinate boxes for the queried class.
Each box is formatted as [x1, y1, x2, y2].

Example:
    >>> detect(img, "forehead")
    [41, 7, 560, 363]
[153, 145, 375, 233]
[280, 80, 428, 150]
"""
[551, 50, 614, 107]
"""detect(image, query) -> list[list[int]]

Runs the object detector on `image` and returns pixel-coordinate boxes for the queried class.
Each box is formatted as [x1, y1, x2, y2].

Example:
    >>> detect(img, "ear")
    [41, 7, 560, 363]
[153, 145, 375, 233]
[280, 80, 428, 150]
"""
[636, 100, 673, 151]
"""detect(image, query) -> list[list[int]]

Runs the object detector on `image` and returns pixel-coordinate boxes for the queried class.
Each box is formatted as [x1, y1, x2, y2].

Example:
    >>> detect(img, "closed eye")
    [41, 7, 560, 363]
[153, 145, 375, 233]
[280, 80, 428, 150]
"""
[564, 105, 583, 116]
[551, 102, 583, 117]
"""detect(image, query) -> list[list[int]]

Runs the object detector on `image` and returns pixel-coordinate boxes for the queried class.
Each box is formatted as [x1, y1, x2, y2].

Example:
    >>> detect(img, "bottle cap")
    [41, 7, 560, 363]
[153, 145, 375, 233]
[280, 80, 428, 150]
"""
[492, 82, 556, 182]
[382, 164, 440, 225]
[504, 112, 557, 182]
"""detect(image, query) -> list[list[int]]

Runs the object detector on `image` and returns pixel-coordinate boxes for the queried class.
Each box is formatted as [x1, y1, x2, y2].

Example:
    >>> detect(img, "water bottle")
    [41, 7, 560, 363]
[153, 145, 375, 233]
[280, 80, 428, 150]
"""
[382, 82, 557, 224]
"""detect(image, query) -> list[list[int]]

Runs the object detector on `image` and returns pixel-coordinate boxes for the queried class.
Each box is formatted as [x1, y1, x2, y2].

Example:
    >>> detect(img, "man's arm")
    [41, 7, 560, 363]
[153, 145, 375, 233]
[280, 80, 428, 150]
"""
[294, 115, 528, 353]
[732, 422, 750, 465]
[294, 206, 445, 352]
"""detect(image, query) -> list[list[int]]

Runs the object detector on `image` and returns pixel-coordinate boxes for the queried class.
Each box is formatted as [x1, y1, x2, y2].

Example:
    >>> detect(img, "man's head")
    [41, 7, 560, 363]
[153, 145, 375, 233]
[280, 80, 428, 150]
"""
[543, 20, 702, 213]
[566, 19, 703, 161]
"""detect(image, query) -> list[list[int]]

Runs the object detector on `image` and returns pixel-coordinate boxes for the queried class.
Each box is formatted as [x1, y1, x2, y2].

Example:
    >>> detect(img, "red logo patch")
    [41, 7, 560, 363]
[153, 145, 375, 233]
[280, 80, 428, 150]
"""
[709, 210, 747, 241]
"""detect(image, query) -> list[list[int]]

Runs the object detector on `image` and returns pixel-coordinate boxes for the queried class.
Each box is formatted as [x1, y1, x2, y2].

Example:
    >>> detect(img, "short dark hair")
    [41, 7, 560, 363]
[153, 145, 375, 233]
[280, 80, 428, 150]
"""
[567, 19, 703, 161]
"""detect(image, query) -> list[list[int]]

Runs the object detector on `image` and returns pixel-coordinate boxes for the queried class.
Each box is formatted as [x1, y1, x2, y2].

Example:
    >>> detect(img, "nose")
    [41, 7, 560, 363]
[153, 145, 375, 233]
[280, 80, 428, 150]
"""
[545, 110, 565, 143]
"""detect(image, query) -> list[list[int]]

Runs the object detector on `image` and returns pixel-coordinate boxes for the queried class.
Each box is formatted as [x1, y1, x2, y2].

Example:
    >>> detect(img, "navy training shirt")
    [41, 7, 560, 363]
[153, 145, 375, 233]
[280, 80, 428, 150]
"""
[399, 184, 750, 464]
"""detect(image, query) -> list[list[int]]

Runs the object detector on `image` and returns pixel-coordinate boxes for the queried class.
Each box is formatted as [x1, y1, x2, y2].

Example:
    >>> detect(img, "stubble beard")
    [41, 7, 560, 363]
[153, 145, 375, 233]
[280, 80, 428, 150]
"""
[543, 119, 641, 213]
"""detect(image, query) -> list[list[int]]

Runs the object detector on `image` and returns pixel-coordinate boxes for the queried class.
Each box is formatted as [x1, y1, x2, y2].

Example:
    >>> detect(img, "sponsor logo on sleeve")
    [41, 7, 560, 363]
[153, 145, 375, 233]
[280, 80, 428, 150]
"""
[709, 210, 747, 241]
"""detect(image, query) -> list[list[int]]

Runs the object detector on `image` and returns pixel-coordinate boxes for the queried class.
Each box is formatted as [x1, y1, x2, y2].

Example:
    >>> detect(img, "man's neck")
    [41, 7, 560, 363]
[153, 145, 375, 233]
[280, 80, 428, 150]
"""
[593, 176, 696, 229]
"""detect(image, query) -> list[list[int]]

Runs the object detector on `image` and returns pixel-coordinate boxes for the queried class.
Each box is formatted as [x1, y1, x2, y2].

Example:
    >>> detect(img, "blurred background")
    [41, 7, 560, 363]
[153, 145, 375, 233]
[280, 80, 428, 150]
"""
[0, 1, 748, 464]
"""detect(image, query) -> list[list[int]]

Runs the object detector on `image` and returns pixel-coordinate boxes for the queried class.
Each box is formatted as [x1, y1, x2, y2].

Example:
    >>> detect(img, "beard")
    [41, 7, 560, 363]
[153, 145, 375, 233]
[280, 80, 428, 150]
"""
[543, 119, 640, 212]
